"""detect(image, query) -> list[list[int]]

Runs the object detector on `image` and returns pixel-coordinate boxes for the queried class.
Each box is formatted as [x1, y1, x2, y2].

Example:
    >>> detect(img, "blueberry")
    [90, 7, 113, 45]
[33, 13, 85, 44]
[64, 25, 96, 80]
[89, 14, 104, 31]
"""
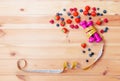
[67, 12, 71, 16]
[59, 13, 63, 16]
[56, 24, 59, 27]
[79, 9, 83, 12]
[104, 30, 107, 32]
[63, 8, 66, 11]
[97, 8, 100, 10]
[77, 16, 81, 18]
[89, 17, 92, 20]
[61, 18, 64, 21]
[88, 48, 91, 51]
[88, 13, 91, 16]
[86, 59, 89, 62]
[70, 16, 74, 19]
[91, 52, 94, 55]
[97, 13, 100, 16]
[104, 27, 109, 32]
[82, 50, 86, 53]
[89, 52, 94, 57]
[89, 54, 92, 57]
[56, 13, 59, 16]
[103, 10, 107, 14]
[100, 13, 103, 16]
[105, 27, 109, 30]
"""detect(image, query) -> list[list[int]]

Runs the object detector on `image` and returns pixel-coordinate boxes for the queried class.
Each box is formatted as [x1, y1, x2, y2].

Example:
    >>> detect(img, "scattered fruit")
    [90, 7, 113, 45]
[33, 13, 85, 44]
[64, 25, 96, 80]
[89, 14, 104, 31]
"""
[62, 28, 69, 33]
[75, 18, 81, 23]
[91, 11, 96, 17]
[66, 19, 72, 24]
[104, 18, 108, 23]
[49, 20, 54, 24]
[83, 11, 88, 15]
[96, 19, 102, 25]
[55, 15, 60, 21]
[73, 11, 79, 16]
[60, 21, 66, 26]
[81, 43, 87, 48]
[85, 5, 90, 11]
[74, 25, 79, 29]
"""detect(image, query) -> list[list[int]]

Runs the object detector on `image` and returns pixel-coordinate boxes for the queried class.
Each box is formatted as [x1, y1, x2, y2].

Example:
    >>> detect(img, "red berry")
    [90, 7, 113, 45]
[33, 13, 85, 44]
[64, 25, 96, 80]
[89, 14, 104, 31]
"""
[92, 7, 96, 11]
[60, 21, 65, 26]
[62, 28, 69, 33]
[96, 19, 102, 25]
[104, 18, 108, 23]
[73, 8, 77, 11]
[55, 15, 60, 20]
[66, 19, 72, 24]
[91, 11, 96, 17]
[75, 18, 81, 23]
[73, 11, 79, 16]
[100, 29, 104, 34]
[74, 25, 79, 29]
[70, 24, 74, 29]
[96, 21, 101, 25]
[83, 11, 88, 15]
[70, 8, 74, 12]
[85, 5, 90, 11]
[49, 19, 54, 24]
[81, 43, 87, 48]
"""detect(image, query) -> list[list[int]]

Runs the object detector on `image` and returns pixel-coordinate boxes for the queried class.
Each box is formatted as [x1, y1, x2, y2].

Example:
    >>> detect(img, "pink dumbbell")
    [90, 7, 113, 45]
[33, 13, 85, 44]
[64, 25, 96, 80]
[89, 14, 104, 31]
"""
[79, 20, 102, 43]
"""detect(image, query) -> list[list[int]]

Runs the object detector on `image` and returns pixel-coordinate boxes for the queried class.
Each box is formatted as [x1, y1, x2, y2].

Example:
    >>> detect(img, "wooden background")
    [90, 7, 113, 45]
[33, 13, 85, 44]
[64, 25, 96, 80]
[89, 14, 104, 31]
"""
[0, 0, 120, 81]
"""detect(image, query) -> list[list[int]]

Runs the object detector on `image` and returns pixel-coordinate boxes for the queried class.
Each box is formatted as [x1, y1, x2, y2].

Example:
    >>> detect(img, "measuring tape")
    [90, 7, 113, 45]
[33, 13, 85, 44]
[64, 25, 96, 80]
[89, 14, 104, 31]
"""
[17, 59, 64, 73]
[17, 43, 104, 73]
[0, 39, 104, 73]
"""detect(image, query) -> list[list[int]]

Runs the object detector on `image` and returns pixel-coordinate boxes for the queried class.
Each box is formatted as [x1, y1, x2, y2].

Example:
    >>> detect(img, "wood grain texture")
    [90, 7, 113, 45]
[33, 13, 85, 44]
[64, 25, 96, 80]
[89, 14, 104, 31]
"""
[0, 0, 120, 81]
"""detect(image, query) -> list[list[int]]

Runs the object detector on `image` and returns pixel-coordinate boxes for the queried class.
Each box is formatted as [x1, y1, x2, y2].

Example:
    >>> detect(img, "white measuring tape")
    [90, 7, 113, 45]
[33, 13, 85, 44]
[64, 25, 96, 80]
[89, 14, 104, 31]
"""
[17, 59, 64, 73]
[0, 41, 104, 73]
[17, 42, 104, 73]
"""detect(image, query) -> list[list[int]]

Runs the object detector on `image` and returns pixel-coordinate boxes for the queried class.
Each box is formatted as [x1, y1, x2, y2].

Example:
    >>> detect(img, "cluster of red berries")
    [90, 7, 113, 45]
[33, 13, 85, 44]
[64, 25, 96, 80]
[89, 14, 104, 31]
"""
[83, 6, 97, 16]
[49, 5, 109, 34]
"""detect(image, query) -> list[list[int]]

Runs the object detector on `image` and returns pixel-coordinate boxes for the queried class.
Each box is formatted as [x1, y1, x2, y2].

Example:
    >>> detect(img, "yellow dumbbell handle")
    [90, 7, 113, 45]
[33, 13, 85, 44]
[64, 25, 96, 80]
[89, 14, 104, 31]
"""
[85, 26, 96, 38]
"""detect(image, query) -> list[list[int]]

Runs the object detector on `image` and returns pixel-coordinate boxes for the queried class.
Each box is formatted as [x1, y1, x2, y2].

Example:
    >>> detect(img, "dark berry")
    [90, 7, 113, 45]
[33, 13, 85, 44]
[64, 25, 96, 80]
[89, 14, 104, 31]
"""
[97, 13, 100, 16]
[105, 27, 109, 30]
[70, 16, 74, 19]
[88, 13, 91, 16]
[104, 27, 109, 32]
[56, 24, 59, 27]
[88, 48, 91, 51]
[89, 52, 94, 57]
[100, 13, 103, 16]
[86, 59, 89, 62]
[82, 50, 86, 53]
[61, 18, 64, 21]
[89, 17, 92, 20]
[56, 13, 59, 16]
[77, 16, 81, 18]
[79, 9, 83, 12]
[63, 8, 66, 11]
[89, 54, 92, 57]
[97, 8, 100, 10]
[67, 12, 71, 16]
[91, 52, 94, 55]
[103, 10, 107, 14]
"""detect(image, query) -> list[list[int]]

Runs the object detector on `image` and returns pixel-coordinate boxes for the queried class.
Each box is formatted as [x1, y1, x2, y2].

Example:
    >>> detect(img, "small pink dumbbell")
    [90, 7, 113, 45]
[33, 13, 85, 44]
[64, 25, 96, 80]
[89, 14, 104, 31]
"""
[79, 20, 102, 43]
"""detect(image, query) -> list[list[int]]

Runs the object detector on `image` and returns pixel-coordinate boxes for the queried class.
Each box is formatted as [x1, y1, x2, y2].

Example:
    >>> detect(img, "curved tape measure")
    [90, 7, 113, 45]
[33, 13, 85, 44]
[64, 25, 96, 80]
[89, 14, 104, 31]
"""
[17, 42, 104, 73]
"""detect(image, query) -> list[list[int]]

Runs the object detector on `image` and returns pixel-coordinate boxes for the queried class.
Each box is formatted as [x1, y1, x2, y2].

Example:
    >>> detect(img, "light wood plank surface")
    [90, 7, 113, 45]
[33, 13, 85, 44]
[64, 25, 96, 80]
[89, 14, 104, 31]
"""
[0, 0, 120, 81]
